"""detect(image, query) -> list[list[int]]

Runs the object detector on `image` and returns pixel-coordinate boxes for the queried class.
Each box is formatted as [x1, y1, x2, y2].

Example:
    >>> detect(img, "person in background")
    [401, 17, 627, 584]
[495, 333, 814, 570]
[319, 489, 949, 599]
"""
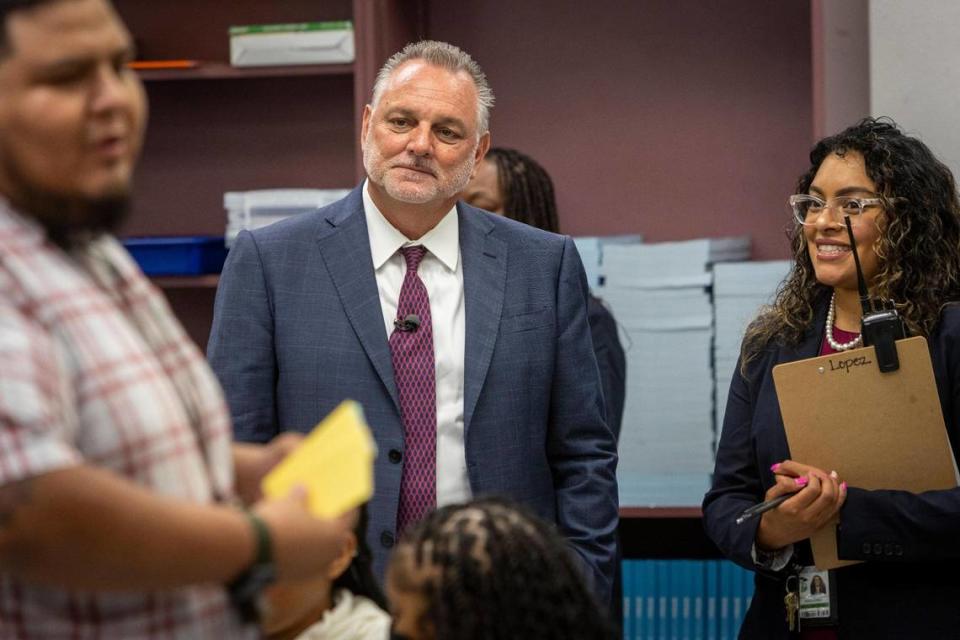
[386, 497, 616, 640]
[208, 41, 619, 604]
[703, 118, 960, 638]
[0, 0, 352, 636]
[462, 147, 626, 440]
[262, 507, 390, 640]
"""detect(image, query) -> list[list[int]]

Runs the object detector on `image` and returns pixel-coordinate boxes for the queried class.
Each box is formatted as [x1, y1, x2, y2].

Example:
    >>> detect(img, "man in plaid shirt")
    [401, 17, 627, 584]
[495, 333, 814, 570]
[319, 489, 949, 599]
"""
[0, 0, 354, 637]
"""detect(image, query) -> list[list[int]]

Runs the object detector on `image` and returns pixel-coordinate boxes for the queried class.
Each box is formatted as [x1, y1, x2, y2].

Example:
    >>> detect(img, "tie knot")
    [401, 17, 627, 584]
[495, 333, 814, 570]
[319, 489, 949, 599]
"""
[400, 245, 427, 272]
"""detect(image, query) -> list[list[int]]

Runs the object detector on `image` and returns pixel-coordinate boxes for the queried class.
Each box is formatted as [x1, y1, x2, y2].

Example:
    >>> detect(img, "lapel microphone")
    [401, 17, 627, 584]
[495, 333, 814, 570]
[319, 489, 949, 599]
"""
[394, 314, 421, 332]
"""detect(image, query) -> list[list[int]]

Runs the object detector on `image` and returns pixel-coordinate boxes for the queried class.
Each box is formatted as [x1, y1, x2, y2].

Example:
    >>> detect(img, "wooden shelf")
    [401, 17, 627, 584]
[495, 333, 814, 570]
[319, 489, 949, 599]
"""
[136, 62, 354, 82]
[619, 511, 719, 559]
[620, 507, 702, 519]
[151, 274, 221, 288]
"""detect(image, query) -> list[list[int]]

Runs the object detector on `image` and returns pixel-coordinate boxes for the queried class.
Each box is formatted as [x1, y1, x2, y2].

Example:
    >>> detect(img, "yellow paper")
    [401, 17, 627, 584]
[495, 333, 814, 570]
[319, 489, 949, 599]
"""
[261, 400, 377, 518]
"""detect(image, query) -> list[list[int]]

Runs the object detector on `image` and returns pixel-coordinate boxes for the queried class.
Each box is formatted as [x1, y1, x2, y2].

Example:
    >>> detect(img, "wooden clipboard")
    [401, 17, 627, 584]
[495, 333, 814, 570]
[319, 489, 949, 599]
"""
[772, 336, 958, 569]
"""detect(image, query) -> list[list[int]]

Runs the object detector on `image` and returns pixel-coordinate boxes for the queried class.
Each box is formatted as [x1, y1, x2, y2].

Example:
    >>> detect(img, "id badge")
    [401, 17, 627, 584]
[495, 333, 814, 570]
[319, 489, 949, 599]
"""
[797, 566, 838, 627]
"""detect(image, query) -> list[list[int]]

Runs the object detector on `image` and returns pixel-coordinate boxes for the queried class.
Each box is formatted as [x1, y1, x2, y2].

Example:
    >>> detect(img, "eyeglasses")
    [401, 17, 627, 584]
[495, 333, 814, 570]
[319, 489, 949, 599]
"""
[788, 194, 896, 226]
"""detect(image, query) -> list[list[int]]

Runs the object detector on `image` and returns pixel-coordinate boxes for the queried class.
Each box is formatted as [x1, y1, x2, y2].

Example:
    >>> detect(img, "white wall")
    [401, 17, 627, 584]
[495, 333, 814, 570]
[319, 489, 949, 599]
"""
[871, 0, 960, 173]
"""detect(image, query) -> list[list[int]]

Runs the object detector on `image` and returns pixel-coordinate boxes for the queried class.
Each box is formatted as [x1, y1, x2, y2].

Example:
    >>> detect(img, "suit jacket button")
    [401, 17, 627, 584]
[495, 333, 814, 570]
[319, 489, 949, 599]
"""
[389, 449, 403, 464]
[380, 531, 395, 548]
[873, 543, 883, 555]
[862, 542, 872, 555]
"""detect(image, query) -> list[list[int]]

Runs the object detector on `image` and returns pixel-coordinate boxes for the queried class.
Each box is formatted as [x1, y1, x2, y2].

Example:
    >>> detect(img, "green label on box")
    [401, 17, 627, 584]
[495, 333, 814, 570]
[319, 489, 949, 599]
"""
[229, 21, 352, 36]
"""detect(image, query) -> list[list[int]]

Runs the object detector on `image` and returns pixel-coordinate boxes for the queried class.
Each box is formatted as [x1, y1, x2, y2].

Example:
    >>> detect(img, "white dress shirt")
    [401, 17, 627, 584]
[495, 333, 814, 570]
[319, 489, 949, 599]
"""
[362, 181, 471, 507]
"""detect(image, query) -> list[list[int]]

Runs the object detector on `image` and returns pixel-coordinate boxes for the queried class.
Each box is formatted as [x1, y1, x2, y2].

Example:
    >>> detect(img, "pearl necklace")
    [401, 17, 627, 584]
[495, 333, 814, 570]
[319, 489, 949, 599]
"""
[825, 291, 862, 351]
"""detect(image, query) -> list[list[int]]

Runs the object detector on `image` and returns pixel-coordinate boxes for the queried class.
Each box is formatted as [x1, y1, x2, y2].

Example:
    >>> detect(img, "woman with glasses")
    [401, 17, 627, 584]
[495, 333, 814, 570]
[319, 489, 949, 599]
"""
[703, 118, 960, 638]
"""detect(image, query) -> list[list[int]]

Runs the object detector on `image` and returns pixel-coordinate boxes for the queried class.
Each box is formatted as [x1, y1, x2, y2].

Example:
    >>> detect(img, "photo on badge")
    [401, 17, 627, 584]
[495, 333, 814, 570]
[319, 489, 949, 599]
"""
[798, 566, 838, 627]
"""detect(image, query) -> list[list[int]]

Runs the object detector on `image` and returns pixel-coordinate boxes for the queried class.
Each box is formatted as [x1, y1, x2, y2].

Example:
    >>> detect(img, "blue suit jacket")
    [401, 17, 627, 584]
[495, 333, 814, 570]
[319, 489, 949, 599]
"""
[208, 186, 619, 600]
[704, 297, 960, 638]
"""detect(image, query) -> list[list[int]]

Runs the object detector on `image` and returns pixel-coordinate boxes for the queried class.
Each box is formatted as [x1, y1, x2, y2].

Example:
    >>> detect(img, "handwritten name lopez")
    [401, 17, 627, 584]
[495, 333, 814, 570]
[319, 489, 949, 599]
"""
[827, 355, 873, 374]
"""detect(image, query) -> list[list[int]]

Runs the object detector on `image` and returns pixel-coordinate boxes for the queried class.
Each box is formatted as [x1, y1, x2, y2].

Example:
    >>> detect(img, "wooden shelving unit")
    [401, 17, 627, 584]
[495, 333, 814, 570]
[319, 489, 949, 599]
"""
[151, 275, 220, 289]
[136, 62, 354, 82]
[620, 507, 702, 519]
[118, 1, 718, 561]
[114, 0, 424, 348]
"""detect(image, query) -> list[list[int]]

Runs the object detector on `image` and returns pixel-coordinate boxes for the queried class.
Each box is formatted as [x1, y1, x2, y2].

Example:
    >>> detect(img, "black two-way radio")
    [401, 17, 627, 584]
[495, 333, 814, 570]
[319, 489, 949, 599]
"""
[843, 216, 906, 372]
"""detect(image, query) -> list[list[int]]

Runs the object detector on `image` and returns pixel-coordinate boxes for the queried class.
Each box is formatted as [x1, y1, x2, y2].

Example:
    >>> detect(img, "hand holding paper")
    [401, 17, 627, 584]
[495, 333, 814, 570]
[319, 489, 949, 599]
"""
[261, 400, 377, 518]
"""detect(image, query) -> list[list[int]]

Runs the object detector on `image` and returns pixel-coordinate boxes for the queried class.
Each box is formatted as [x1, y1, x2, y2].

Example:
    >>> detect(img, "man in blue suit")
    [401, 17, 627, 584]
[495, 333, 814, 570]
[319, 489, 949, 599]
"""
[208, 40, 618, 602]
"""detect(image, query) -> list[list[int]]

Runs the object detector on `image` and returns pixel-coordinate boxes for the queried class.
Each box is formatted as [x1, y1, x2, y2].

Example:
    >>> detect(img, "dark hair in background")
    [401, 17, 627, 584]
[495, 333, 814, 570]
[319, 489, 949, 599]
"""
[741, 117, 960, 371]
[486, 147, 561, 234]
[0, 0, 51, 56]
[392, 497, 615, 640]
[333, 505, 387, 610]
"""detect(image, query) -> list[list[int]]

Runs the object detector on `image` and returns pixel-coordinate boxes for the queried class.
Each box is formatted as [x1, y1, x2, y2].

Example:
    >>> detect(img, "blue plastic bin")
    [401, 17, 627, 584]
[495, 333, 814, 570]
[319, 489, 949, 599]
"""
[122, 236, 228, 276]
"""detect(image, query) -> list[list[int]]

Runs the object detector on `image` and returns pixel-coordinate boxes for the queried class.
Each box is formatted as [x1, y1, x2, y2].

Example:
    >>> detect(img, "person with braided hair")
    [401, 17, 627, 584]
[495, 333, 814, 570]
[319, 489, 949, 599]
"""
[386, 497, 616, 640]
[463, 147, 626, 440]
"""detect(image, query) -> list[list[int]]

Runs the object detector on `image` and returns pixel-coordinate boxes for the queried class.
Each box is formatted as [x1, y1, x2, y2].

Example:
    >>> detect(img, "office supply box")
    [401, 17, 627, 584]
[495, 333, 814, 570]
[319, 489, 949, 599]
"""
[122, 236, 228, 276]
[229, 21, 354, 67]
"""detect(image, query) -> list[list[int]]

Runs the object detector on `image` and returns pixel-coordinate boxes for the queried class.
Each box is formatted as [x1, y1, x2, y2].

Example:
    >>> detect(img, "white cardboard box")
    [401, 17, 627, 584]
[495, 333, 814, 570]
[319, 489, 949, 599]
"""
[230, 21, 354, 67]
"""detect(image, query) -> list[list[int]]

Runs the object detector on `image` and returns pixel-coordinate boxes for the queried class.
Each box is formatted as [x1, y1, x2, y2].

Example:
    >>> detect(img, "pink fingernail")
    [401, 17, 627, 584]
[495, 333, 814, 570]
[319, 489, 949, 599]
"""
[770, 463, 781, 472]
[795, 476, 808, 487]
[841, 481, 847, 491]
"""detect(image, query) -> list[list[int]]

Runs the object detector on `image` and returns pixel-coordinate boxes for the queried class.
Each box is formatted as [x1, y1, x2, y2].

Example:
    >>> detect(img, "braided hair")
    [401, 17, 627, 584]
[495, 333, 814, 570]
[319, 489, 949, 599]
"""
[486, 148, 561, 233]
[390, 497, 615, 640]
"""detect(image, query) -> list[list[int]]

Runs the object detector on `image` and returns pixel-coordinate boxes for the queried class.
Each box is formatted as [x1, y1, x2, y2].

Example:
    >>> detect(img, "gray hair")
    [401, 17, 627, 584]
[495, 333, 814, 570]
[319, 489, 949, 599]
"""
[370, 40, 495, 135]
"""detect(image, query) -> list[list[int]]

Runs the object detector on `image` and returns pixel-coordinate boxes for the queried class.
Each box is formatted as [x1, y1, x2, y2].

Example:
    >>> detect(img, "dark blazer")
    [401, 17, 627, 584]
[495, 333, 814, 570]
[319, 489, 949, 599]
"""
[587, 294, 626, 442]
[207, 186, 619, 601]
[703, 297, 960, 638]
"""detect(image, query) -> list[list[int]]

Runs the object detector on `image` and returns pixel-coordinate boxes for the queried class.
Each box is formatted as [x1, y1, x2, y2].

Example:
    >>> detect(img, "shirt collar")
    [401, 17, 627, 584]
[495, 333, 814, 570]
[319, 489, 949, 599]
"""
[362, 179, 460, 272]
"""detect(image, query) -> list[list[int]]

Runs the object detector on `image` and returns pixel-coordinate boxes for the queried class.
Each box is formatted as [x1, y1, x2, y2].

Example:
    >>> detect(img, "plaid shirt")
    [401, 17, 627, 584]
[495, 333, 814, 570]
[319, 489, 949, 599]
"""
[0, 201, 257, 639]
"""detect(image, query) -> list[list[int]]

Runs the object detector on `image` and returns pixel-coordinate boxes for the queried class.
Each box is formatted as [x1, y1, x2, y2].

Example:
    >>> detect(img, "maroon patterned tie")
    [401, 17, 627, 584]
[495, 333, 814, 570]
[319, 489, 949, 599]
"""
[390, 245, 436, 535]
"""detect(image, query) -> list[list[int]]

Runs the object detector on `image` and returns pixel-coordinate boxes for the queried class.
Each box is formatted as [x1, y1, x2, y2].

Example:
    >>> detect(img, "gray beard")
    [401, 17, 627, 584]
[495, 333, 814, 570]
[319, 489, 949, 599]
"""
[2, 152, 131, 251]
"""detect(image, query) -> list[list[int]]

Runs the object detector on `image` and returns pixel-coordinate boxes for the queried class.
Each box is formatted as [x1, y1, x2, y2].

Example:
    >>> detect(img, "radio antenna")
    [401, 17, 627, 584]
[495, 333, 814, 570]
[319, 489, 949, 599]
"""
[843, 215, 874, 314]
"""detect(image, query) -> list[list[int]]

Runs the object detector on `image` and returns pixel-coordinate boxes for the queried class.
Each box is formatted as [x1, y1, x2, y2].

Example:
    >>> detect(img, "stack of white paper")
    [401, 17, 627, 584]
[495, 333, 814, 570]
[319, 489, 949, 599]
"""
[224, 189, 350, 246]
[573, 237, 602, 289]
[712, 261, 792, 439]
[599, 237, 750, 507]
[573, 234, 643, 289]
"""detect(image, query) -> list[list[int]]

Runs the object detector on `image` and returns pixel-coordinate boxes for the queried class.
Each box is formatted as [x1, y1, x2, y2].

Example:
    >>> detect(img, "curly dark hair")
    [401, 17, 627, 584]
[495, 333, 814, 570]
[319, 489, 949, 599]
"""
[389, 497, 615, 640]
[741, 117, 960, 370]
[486, 147, 561, 233]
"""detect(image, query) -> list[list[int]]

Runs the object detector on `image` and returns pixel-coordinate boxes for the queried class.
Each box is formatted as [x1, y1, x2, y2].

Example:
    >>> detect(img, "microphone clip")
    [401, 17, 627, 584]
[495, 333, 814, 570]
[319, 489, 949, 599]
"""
[393, 314, 421, 333]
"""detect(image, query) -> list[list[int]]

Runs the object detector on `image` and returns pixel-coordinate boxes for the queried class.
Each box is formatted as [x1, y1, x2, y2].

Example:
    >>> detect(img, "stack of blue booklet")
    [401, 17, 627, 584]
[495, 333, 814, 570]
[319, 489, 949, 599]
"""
[622, 559, 754, 639]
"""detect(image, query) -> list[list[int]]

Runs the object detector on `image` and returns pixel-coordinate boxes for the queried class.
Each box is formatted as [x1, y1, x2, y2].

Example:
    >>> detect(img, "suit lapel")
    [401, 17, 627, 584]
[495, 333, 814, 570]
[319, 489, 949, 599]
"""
[459, 205, 507, 434]
[316, 188, 400, 412]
